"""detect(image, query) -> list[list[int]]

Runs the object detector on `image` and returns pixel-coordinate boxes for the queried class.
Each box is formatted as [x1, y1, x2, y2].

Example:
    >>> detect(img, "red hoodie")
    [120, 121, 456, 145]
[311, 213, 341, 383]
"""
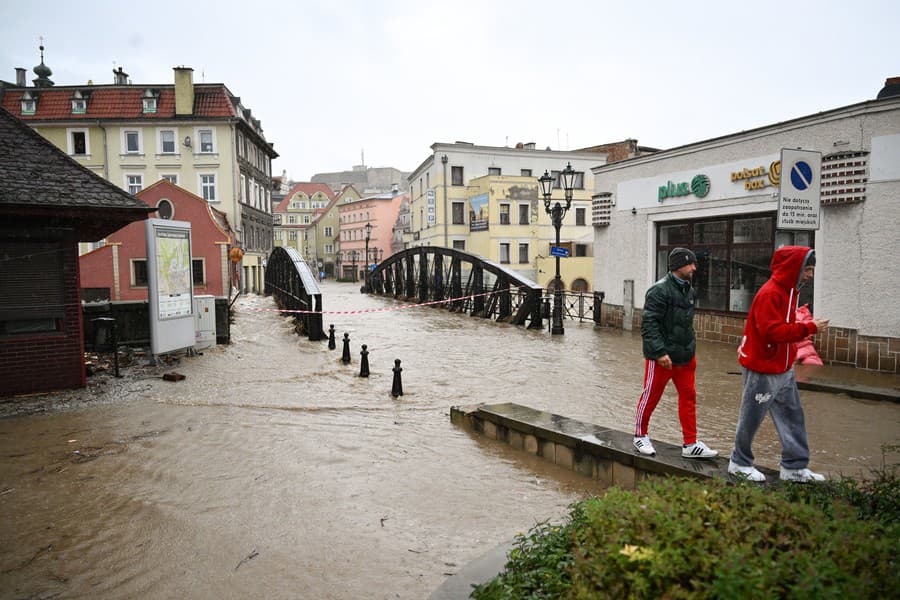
[737, 246, 818, 374]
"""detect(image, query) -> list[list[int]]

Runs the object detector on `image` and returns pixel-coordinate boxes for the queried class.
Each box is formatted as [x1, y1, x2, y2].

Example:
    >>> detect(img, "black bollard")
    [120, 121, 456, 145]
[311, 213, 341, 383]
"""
[341, 333, 351, 364]
[328, 324, 336, 350]
[391, 359, 403, 397]
[359, 344, 370, 378]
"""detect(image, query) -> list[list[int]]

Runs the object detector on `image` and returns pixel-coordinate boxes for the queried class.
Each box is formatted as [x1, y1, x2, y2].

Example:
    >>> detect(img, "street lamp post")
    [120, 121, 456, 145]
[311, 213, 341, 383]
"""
[364, 222, 372, 292]
[539, 162, 576, 335]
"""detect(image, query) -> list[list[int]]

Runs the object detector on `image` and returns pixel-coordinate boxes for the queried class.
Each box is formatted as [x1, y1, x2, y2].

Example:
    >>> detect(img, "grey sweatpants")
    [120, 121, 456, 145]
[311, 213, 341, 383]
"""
[730, 367, 810, 470]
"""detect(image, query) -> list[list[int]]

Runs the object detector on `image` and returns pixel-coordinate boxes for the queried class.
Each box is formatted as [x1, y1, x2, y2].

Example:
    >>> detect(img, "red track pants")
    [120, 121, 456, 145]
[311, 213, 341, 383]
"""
[634, 356, 697, 445]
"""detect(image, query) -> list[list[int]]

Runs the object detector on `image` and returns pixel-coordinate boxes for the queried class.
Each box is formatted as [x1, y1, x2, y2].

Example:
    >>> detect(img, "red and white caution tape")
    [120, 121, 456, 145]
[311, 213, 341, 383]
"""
[241, 289, 515, 315]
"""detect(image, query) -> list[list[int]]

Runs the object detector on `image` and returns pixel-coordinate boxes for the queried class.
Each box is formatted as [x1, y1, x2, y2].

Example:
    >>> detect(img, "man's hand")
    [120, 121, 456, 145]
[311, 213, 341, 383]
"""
[656, 355, 673, 369]
[812, 318, 830, 332]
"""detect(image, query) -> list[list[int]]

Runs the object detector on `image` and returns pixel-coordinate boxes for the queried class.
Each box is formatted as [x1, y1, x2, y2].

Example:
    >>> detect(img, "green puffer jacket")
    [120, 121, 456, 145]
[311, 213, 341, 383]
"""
[641, 273, 697, 365]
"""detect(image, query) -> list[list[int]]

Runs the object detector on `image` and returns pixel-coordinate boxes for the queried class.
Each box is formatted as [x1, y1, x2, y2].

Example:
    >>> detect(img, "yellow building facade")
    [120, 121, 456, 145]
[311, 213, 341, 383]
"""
[465, 175, 594, 291]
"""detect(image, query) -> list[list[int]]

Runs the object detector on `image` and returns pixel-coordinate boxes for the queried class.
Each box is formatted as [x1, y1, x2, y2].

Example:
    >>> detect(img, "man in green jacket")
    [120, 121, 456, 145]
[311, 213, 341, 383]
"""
[633, 247, 718, 458]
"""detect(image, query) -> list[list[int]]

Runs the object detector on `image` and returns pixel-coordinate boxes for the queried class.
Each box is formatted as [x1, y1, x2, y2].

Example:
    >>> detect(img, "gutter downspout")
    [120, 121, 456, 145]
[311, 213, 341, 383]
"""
[97, 120, 108, 180]
[441, 153, 448, 248]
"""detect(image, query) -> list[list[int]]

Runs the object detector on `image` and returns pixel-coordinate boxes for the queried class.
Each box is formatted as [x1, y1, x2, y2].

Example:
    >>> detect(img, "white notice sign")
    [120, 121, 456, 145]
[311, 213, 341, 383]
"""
[778, 148, 822, 230]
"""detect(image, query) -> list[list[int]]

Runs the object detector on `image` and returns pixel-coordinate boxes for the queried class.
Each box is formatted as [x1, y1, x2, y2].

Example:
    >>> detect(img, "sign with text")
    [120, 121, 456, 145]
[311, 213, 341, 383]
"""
[427, 188, 436, 225]
[550, 246, 570, 257]
[778, 148, 822, 230]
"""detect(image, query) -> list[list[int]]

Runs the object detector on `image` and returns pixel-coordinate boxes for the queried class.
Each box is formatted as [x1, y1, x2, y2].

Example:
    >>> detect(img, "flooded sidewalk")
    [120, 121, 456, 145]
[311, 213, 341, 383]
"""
[1, 285, 898, 599]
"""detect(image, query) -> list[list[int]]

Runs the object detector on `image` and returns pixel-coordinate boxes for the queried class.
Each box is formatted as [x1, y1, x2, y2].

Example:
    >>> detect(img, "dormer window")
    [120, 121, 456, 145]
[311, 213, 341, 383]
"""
[71, 90, 87, 114]
[21, 91, 36, 115]
[142, 89, 158, 113]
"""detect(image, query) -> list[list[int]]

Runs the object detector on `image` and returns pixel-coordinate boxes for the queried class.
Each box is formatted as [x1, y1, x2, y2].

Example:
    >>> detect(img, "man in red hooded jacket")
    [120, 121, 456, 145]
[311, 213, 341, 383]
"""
[728, 246, 829, 483]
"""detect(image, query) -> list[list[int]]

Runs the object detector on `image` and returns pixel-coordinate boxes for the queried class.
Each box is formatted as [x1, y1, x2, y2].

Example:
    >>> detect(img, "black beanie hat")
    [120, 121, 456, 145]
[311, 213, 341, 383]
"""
[668, 248, 697, 272]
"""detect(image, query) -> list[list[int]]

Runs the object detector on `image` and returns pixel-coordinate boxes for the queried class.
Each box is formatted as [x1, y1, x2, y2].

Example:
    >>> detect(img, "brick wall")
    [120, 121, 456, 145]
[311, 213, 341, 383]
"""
[600, 303, 898, 374]
[0, 239, 85, 397]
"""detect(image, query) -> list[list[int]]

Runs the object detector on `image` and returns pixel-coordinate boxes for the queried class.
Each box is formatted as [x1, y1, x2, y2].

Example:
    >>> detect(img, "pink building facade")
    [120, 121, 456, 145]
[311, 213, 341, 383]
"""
[337, 191, 406, 281]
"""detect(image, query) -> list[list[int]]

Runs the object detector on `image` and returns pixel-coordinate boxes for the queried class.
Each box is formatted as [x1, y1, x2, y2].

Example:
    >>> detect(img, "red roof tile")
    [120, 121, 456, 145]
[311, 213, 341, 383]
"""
[0, 84, 236, 120]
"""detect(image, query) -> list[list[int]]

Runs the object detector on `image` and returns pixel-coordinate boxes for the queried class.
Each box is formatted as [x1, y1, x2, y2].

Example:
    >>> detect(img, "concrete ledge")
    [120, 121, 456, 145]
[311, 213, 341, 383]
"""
[451, 402, 777, 488]
[796, 379, 900, 402]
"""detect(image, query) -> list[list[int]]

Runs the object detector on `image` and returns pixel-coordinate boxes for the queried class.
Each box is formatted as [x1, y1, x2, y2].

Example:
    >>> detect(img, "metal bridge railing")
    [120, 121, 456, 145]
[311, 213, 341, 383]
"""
[544, 290, 606, 326]
[264, 246, 325, 341]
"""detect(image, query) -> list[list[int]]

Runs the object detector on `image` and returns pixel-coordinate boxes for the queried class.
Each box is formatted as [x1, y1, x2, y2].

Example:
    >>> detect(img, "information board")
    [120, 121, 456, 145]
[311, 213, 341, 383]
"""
[146, 219, 195, 355]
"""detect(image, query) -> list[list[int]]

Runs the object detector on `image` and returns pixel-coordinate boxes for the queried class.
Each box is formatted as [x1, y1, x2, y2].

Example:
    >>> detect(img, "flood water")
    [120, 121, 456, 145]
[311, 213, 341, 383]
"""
[1, 282, 898, 599]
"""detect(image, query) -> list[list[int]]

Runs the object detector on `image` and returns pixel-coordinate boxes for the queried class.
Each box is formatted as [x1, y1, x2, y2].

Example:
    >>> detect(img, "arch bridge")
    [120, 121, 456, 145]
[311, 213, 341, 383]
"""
[364, 247, 545, 328]
[264, 246, 325, 340]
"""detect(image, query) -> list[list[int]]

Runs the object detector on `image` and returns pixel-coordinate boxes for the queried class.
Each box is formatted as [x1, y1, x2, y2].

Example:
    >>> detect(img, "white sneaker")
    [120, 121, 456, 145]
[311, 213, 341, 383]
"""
[682, 440, 718, 458]
[633, 436, 656, 456]
[780, 467, 826, 483]
[728, 459, 765, 482]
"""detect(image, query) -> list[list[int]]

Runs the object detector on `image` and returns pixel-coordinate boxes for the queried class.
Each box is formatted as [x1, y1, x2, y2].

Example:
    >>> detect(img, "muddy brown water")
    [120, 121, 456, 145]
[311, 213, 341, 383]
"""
[1, 282, 898, 599]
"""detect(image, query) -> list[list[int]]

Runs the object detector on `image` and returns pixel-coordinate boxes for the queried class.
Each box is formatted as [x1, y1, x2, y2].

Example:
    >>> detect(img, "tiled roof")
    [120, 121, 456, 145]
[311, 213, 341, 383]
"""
[0, 84, 237, 120]
[0, 106, 151, 213]
[286, 182, 336, 200]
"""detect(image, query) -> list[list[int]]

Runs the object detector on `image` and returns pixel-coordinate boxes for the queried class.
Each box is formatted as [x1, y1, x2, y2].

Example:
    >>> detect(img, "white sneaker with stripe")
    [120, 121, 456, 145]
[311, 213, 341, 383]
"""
[682, 440, 718, 458]
[632, 436, 656, 456]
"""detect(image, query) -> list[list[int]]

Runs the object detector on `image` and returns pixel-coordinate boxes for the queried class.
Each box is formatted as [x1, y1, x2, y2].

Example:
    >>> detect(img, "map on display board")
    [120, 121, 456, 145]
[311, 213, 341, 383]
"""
[146, 219, 195, 355]
[155, 228, 192, 319]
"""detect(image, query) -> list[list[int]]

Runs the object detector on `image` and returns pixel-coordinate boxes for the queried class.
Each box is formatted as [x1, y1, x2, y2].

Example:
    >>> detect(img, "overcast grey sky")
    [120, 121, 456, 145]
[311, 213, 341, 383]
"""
[3, 0, 898, 181]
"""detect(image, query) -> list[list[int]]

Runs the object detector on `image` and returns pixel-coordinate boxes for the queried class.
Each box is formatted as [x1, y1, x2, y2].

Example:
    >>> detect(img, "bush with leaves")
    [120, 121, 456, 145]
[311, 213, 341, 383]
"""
[472, 457, 898, 599]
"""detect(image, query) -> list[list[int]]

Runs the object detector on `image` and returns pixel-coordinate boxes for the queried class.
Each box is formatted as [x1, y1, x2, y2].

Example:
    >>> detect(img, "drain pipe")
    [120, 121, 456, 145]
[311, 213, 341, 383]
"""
[441, 154, 448, 248]
[97, 120, 108, 180]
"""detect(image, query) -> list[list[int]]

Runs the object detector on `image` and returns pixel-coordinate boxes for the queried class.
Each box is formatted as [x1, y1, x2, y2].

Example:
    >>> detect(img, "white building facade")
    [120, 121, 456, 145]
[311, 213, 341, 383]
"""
[592, 93, 900, 373]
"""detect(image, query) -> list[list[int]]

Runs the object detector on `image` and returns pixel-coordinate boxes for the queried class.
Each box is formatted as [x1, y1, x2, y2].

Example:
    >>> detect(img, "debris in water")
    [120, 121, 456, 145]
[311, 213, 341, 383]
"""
[235, 549, 259, 571]
[162, 372, 186, 382]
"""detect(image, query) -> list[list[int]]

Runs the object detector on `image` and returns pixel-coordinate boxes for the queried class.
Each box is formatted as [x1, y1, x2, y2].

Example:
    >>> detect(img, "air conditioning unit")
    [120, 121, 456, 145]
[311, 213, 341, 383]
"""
[193, 295, 216, 350]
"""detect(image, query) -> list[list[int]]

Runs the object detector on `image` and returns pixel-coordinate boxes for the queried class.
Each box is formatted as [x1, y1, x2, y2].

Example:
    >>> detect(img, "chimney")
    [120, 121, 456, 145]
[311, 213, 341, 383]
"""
[113, 66, 129, 85]
[15, 68, 26, 86]
[391, 182, 399, 195]
[173, 66, 195, 116]
[877, 76, 900, 100]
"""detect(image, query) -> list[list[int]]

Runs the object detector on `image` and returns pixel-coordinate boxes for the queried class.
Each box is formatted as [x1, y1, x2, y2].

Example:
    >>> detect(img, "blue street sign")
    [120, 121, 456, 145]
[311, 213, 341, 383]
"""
[369, 263, 376, 271]
[790, 160, 814, 190]
[550, 246, 570, 257]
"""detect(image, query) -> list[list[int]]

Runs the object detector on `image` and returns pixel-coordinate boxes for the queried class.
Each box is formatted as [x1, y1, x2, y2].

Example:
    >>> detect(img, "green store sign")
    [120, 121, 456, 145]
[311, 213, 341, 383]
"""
[658, 174, 710, 202]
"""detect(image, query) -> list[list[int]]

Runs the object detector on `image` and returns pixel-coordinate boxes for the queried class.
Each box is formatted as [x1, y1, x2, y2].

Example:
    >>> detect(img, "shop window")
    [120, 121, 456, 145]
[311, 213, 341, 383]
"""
[659, 223, 690, 246]
[655, 212, 806, 314]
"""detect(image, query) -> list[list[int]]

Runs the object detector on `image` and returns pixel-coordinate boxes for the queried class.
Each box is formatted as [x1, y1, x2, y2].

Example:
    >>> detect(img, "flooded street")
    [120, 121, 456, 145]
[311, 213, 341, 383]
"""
[1, 281, 898, 599]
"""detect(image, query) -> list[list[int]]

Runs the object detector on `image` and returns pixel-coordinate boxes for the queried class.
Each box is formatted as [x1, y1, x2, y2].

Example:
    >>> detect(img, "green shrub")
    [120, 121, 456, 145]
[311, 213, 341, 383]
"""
[473, 466, 899, 600]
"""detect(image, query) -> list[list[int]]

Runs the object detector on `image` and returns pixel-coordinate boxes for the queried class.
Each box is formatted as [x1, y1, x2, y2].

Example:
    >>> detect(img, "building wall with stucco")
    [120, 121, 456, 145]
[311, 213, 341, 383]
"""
[591, 95, 900, 372]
